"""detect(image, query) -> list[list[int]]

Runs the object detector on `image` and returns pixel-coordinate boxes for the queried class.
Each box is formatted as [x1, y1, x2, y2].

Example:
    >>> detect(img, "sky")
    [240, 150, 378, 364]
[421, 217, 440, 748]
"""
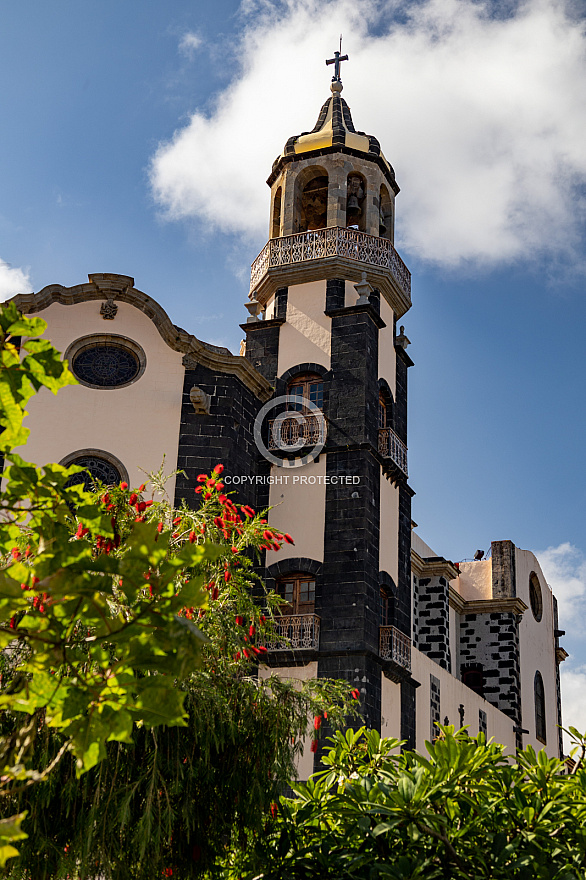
[1, 0, 586, 738]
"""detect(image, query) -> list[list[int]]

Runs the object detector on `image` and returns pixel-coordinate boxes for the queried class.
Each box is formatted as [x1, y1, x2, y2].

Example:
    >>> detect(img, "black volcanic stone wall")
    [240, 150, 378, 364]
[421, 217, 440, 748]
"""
[492, 540, 517, 599]
[174, 361, 260, 510]
[459, 611, 522, 742]
[400, 680, 417, 750]
[416, 573, 451, 671]
[242, 317, 284, 385]
[319, 302, 383, 730]
[394, 346, 410, 443]
[396, 483, 412, 637]
[274, 287, 288, 320]
[325, 278, 345, 312]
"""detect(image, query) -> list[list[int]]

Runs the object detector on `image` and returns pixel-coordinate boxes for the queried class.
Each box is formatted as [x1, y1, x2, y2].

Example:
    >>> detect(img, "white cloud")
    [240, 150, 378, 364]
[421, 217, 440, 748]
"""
[178, 31, 203, 57]
[536, 542, 586, 627]
[560, 666, 586, 750]
[150, 0, 586, 269]
[0, 258, 31, 302]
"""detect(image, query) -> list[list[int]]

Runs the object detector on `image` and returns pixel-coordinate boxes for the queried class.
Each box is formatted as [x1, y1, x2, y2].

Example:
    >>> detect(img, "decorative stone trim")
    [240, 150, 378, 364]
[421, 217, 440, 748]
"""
[411, 551, 459, 581]
[266, 557, 322, 579]
[63, 334, 146, 390]
[459, 597, 528, 616]
[59, 448, 129, 484]
[11, 273, 273, 403]
[279, 363, 330, 385]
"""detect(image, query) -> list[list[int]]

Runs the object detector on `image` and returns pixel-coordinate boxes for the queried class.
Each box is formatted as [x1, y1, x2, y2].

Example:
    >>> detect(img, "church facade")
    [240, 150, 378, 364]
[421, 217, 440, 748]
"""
[12, 68, 566, 770]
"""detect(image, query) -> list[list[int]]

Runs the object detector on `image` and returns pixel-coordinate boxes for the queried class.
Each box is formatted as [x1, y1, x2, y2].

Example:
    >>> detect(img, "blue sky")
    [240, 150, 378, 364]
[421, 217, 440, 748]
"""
[2, 0, 586, 728]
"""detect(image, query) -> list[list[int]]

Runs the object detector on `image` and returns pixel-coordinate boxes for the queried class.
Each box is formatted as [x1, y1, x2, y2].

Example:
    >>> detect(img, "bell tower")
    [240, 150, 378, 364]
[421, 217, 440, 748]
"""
[243, 54, 416, 758]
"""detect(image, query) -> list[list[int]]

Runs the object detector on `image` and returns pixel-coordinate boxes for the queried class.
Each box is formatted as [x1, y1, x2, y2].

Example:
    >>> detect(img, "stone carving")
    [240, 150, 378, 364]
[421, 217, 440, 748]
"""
[189, 386, 211, 415]
[100, 298, 118, 320]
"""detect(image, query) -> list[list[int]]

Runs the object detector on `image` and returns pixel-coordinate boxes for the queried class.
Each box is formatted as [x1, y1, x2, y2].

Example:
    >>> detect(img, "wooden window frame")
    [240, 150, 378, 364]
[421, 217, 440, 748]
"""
[287, 373, 324, 413]
[277, 574, 316, 614]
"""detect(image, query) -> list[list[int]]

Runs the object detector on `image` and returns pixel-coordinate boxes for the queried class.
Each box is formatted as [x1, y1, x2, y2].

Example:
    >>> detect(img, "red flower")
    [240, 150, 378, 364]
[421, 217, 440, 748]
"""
[10, 547, 20, 560]
[263, 530, 274, 541]
[200, 523, 206, 533]
[129, 493, 138, 506]
[189, 531, 196, 543]
[351, 689, 360, 699]
[242, 505, 255, 517]
[213, 464, 224, 475]
[138, 483, 146, 492]
[231, 546, 239, 554]
[270, 802, 278, 818]
[249, 624, 256, 637]
[195, 486, 203, 494]
[214, 516, 224, 528]
[211, 586, 219, 600]
[216, 482, 224, 491]
[75, 523, 84, 539]
[196, 474, 207, 483]
[310, 739, 318, 753]
[284, 533, 295, 545]
[103, 493, 110, 505]
[145, 500, 153, 507]
[235, 615, 244, 626]
[204, 492, 212, 500]
[314, 715, 322, 730]
[31, 576, 39, 587]
[243, 648, 250, 660]
[235, 651, 241, 660]
[137, 501, 147, 512]
[252, 645, 267, 655]
[157, 522, 163, 533]
[218, 494, 228, 504]
[224, 571, 231, 583]
[120, 481, 128, 490]
[206, 478, 216, 489]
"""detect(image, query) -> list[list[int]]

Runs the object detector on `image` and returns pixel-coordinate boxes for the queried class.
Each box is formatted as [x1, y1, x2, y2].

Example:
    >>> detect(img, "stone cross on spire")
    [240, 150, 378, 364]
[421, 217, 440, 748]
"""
[326, 37, 348, 82]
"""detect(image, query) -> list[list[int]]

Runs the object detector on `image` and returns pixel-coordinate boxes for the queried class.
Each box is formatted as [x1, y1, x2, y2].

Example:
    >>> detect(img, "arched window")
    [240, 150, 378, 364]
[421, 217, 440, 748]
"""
[379, 184, 393, 240]
[272, 187, 282, 239]
[535, 671, 546, 744]
[61, 450, 126, 491]
[287, 373, 324, 412]
[529, 572, 543, 622]
[277, 574, 316, 614]
[379, 393, 387, 429]
[461, 664, 484, 697]
[300, 175, 328, 232]
[380, 587, 394, 626]
[346, 173, 366, 231]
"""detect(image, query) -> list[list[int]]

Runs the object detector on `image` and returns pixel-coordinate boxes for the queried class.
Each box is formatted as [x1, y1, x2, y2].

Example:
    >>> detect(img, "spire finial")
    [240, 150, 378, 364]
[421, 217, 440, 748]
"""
[326, 36, 348, 83]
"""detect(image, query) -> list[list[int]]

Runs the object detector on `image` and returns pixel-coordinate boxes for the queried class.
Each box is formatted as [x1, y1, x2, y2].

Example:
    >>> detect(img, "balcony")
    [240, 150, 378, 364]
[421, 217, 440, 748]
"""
[379, 625, 412, 672]
[264, 614, 321, 651]
[378, 427, 408, 477]
[268, 414, 326, 451]
[249, 227, 411, 312]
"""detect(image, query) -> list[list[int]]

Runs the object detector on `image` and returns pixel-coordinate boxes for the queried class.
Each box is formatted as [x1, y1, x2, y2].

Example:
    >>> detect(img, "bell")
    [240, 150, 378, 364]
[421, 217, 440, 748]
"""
[379, 220, 387, 235]
[347, 194, 361, 216]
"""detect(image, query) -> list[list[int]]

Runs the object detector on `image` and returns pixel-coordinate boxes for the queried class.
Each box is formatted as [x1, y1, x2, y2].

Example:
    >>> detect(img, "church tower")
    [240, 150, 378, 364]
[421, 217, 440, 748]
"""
[242, 53, 416, 750]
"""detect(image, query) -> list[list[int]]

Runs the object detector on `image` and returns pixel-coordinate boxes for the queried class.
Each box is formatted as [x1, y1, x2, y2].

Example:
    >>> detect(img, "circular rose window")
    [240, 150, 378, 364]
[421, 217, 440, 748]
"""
[66, 336, 145, 389]
[529, 572, 543, 622]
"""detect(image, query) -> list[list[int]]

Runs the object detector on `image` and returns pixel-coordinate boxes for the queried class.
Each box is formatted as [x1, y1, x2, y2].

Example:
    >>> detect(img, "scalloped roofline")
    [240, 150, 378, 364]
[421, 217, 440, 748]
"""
[11, 273, 273, 402]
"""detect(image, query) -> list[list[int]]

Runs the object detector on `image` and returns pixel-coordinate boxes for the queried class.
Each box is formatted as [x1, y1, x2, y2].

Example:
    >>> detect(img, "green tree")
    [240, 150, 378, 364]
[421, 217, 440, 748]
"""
[0, 301, 357, 877]
[248, 725, 586, 880]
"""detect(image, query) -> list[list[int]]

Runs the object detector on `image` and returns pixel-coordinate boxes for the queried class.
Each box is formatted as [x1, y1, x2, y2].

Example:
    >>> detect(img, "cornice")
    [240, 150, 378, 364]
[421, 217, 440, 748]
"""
[11, 274, 273, 403]
[459, 597, 528, 616]
[411, 550, 459, 581]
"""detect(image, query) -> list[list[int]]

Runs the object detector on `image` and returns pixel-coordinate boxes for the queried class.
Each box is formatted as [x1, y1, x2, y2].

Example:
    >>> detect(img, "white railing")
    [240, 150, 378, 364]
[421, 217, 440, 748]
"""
[268, 415, 325, 450]
[264, 614, 320, 651]
[379, 625, 412, 671]
[250, 227, 411, 299]
[378, 427, 408, 476]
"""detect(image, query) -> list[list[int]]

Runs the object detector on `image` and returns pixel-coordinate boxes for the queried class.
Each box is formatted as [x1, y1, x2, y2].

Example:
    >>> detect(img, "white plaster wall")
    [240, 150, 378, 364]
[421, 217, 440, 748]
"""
[379, 476, 399, 584]
[267, 456, 326, 563]
[378, 296, 396, 399]
[454, 560, 492, 601]
[18, 300, 185, 497]
[259, 661, 318, 780]
[264, 293, 275, 320]
[277, 281, 331, 376]
[381, 674, 402, 743]
[515, 548, 560, 756]
[411, 648, 516, 754]
[412, 532, 438, 559]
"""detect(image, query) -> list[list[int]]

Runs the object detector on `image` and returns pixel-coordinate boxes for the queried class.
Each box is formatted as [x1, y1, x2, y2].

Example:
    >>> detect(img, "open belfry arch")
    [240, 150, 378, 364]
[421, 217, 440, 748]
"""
[11, 50, 565, 770]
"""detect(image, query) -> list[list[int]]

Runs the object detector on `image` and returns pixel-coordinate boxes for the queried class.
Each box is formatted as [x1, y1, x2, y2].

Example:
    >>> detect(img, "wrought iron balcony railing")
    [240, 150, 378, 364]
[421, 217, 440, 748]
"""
[264, 614, 320, 651]
[379, 625, 412, 672]
[250, 227, 411, 300]
[378, 427, 408, 476]
[268, 414, 326, 451]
